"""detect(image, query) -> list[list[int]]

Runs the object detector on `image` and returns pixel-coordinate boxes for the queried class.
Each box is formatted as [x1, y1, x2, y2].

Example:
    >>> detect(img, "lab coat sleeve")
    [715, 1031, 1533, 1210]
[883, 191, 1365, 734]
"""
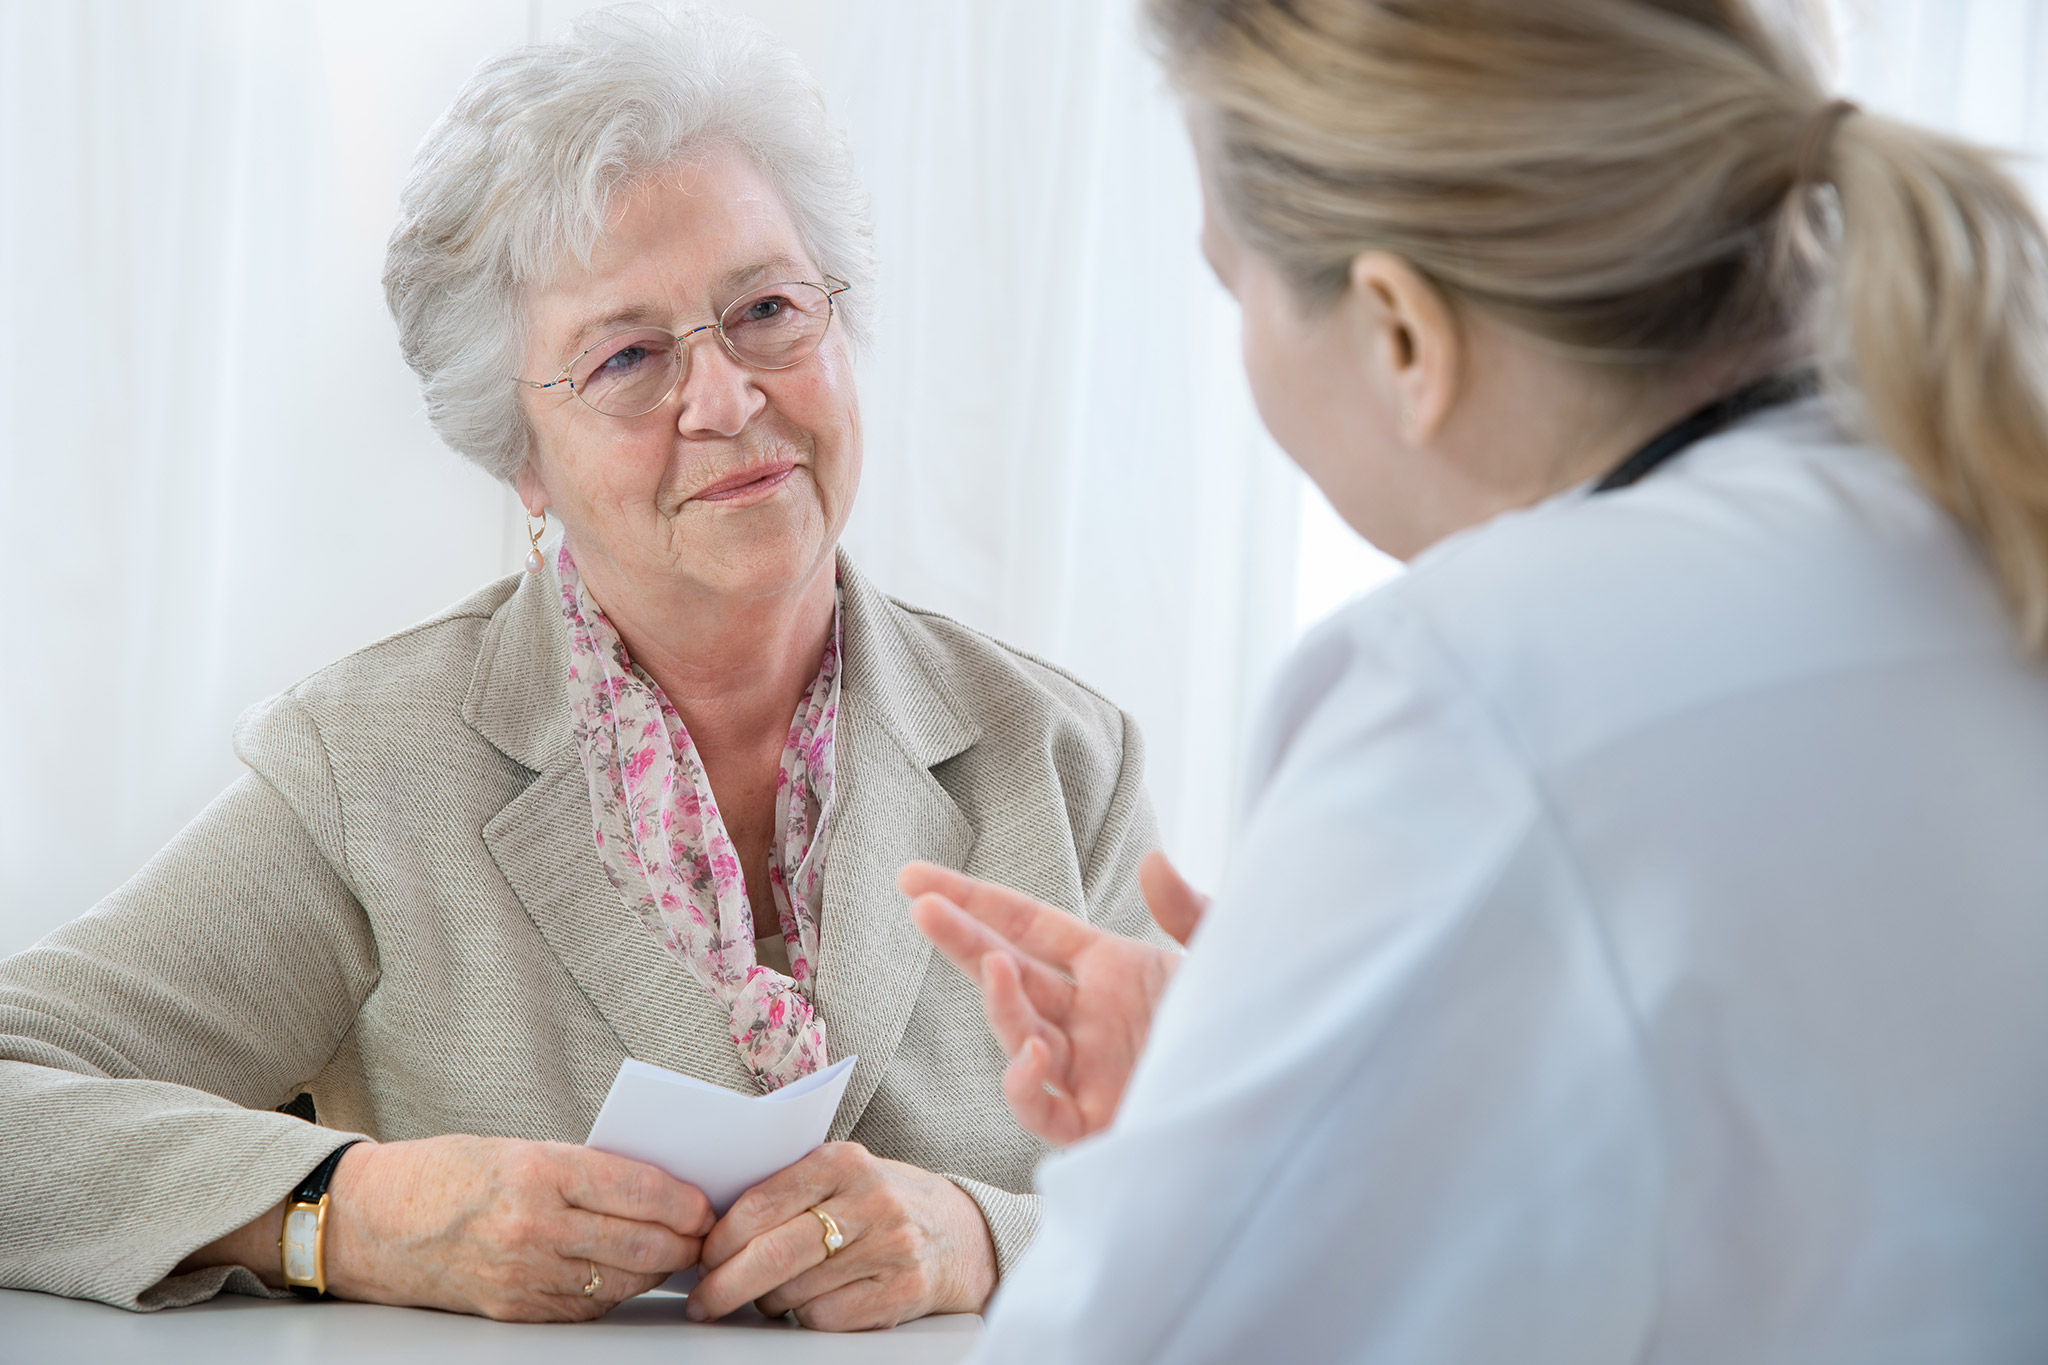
[971, 600, 1666, 1364]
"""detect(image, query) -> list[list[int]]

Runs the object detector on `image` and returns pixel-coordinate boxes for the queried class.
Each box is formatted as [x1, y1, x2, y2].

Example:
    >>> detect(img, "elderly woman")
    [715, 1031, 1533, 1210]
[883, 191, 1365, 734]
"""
[0, 6, 1157, 1330]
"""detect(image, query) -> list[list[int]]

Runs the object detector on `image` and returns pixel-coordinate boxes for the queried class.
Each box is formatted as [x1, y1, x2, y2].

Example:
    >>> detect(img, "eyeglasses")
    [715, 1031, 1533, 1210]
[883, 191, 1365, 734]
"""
[514, 277, 849, 418]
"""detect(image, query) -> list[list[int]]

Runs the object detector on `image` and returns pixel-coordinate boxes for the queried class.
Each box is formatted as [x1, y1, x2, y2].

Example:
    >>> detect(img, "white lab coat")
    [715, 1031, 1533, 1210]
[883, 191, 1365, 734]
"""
[972, 401, 2048, 1364]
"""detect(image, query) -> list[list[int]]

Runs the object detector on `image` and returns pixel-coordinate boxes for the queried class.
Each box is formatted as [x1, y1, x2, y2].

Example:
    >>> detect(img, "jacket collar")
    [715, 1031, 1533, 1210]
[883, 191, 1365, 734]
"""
[461, 550, 980, 772]
[466, 549, 979, 1134]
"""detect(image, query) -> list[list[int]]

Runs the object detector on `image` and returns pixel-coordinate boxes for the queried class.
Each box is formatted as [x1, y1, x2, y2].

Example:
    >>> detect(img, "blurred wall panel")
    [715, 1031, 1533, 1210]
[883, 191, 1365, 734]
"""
[0, 2, 529, 952]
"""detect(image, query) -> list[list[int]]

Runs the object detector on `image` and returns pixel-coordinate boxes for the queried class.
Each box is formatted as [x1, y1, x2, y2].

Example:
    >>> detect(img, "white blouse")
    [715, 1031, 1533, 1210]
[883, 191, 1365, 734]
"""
[973, 401, 2048, 1364]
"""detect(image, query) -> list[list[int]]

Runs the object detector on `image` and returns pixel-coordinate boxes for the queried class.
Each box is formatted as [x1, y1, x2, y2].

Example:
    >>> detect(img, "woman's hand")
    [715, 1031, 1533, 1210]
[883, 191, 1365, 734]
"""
[684, 1141, 996, 1329]
[177, 1135, 711, 1320]
[900, 851, 1207, 1145]
[318, 1135, 712, 1320]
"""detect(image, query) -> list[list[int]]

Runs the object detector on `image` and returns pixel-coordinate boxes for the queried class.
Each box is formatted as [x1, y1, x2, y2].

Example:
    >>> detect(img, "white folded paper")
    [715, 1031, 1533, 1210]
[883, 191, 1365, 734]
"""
[586, 1053, 858, 1215]
[586, 1054, 858, 1293]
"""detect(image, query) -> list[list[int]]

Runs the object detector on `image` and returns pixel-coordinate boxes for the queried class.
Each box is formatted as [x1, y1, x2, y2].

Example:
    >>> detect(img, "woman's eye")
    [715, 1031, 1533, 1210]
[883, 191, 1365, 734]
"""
[738, 296, 789, 324]
[599, 345, 651, 374]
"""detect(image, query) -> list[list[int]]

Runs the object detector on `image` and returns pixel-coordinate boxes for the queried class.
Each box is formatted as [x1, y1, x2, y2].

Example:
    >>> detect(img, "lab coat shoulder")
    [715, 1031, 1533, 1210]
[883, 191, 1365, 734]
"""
[1376, 402, 2010, 778]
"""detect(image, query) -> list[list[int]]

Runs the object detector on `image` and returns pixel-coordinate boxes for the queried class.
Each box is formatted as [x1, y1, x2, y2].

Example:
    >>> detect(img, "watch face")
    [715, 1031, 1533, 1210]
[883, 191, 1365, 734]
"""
[282, 1206, 322, 1284]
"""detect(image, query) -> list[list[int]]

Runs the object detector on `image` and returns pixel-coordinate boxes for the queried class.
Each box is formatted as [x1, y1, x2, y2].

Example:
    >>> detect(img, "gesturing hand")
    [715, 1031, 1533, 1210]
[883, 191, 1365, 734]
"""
[321, 1135, 713, 1321]
[685, 1141, 996, 1329]
[900, 850, 1208, 1146]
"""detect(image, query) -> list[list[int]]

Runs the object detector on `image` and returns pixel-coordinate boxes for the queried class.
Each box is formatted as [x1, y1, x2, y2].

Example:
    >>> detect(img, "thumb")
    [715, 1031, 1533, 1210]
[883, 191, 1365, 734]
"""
[1137, 850, 1208, 947]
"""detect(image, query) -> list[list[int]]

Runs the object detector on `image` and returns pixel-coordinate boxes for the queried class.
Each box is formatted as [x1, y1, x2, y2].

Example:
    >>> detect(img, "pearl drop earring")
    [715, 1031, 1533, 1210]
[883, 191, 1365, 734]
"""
[524, 510, 548, 574]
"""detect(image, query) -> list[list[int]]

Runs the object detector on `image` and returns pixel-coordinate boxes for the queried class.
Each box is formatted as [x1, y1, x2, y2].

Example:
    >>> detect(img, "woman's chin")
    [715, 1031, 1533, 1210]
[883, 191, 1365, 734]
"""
[657, 513, 835, 601]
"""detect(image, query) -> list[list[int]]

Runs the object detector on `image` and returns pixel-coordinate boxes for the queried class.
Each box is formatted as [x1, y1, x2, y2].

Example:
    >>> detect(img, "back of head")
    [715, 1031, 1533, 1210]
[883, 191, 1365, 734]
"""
[1150, 0, 2048, 648]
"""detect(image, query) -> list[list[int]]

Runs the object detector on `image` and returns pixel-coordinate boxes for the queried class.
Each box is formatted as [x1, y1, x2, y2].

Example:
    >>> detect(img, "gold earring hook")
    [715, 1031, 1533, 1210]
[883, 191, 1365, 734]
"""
[524, 510, 548, 575]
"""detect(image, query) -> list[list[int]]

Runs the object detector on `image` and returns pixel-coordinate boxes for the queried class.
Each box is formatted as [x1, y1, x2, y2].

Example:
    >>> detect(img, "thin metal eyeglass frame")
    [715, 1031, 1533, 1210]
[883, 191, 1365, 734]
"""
[512, 277, 850, 418]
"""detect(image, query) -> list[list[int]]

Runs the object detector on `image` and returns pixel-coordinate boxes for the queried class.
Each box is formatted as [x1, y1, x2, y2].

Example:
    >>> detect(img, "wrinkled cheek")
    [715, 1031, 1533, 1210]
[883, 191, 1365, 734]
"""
[798, 396, 862, 537]
[551, 428, 675, 530]
[820, 436, 862, 530]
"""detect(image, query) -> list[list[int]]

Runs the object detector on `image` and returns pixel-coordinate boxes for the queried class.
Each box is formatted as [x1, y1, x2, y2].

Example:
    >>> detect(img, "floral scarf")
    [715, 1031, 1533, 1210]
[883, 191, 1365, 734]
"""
[556, 543, 838, 1092]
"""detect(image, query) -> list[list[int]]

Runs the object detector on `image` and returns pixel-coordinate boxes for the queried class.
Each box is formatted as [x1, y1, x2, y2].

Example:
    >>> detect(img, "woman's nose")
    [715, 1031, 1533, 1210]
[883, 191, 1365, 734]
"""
[673, 333, 767, 438]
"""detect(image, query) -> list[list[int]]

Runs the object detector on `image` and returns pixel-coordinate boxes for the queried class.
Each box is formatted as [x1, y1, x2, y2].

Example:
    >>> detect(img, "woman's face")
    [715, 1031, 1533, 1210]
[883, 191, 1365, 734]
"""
[515, 147, 861, 606]
[1196, 148, 1428, 559]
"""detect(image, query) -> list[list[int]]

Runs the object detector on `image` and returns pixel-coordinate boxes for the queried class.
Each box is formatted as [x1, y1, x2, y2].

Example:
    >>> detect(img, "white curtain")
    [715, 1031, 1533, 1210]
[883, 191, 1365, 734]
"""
[1830, 0, 2048, 203]
[8, 0, 2041, 958]
[1, 2, 533, 957]
[0, 0, 1297, 956]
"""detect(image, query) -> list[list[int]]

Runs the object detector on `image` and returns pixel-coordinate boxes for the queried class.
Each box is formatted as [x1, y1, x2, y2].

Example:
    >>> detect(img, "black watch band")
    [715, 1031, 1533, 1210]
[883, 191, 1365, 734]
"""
[291, 1141, 361, 1207]
[285, 1140, 363, 1300]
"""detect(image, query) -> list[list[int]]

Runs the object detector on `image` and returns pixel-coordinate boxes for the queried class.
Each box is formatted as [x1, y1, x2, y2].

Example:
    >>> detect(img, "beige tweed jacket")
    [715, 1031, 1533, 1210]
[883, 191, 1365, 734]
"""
[0, 551, 1160, 1310]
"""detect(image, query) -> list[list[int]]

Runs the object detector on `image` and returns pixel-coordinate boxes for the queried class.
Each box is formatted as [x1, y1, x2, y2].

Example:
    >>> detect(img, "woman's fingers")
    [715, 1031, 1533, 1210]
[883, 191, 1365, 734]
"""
[692, 1144, 994, 1326]
[789, 1277, 913, 1333]
[897, 860, 990, 905]
[553, 1207, 703, 1276]
[911, 895, 1077, 1019]
[531, 1260, 669, 1321]
[749, 1215, 874, 1316]
[1138, 849, 1209, 947]
[699, 1141, 866, 1271]
[1002, 1037, 1087, 1146]
[689, 1204, 837, 1319]
[559, 1258, 661, 1304]
[899, 862, 1101, 973]
[554, 1144, 714, 1238]
[980, 951, 1067, 1065]
[908, 893, 1009, 985]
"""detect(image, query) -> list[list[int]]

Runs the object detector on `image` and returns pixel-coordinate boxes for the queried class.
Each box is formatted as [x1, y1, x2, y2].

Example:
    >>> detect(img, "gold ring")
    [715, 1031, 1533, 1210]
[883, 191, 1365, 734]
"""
[809, 1205, 845, 1257]
[583, 1260, 603, 1297]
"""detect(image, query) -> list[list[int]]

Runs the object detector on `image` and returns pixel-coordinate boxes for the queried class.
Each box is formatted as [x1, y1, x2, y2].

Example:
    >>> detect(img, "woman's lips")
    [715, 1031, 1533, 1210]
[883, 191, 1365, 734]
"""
[691, 461, 797, 504]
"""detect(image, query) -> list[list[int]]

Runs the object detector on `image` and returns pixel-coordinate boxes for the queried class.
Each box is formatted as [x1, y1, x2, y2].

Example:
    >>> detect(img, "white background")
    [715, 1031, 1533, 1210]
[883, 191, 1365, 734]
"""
[1, 0, 2040, 956]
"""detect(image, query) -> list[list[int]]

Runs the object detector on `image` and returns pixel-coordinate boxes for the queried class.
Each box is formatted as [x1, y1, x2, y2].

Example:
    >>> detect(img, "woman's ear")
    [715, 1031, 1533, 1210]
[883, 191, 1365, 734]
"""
[1348, 251, 1461, 446]
[512, 461, 550, 518]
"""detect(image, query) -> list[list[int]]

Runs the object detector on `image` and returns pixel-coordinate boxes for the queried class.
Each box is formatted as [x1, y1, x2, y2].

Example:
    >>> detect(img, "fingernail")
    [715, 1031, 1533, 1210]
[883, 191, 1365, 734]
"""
[684, 1299, 707, 1322]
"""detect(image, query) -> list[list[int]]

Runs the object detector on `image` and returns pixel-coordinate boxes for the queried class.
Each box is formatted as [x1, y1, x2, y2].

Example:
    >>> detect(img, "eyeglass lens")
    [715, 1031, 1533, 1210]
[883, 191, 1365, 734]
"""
[571, 281, 837, 417]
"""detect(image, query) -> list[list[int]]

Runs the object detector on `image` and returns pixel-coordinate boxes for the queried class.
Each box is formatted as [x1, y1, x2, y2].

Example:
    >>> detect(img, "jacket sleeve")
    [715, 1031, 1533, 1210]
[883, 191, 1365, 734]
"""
[1079, 708, 1170, 948]
[943, 1174, 1042, 1280]
[0, 695, 377, 1310]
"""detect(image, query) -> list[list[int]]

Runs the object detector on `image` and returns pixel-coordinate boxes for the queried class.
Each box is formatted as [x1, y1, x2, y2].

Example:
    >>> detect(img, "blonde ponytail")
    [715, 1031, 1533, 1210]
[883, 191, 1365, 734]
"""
[1149, 0, 2048, 649]
[1826, 112, 2048, 645]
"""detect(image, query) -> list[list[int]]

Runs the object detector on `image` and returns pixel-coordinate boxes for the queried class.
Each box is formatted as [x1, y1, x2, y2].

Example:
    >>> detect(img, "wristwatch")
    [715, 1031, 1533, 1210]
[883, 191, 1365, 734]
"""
[279, 1141, 363, 1299]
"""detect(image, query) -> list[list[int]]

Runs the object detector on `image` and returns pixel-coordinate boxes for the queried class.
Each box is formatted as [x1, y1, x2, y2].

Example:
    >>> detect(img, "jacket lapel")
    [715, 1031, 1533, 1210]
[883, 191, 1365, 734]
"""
[816, 554, 978, 1138]
[467, 566, 751, 1092]
[463, 553, 981, 1121]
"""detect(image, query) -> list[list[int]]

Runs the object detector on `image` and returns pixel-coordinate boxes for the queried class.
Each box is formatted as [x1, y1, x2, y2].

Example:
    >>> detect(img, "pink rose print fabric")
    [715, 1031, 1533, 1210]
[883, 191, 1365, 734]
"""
[557, 543, 840, 1093]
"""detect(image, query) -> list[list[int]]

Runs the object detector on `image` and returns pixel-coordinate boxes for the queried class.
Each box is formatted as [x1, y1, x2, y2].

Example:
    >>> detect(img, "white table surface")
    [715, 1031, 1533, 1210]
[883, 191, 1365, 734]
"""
[0, 1287, 980, 1364]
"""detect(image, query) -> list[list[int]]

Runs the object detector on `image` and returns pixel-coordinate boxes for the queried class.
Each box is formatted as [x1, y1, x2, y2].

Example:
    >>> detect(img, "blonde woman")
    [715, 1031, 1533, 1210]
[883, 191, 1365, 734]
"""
[908, 0, 2048, 1359]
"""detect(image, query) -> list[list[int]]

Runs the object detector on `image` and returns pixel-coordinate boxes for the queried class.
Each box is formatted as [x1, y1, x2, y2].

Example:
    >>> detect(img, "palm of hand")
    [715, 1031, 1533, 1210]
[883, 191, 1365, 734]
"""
[902, 851, 1206, 1146]
[1014, 930, 1180, 1144]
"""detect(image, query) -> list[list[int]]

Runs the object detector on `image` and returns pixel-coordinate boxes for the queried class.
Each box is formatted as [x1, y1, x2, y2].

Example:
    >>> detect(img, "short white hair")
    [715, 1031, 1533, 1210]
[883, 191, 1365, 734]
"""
[383, 3, 876, 482]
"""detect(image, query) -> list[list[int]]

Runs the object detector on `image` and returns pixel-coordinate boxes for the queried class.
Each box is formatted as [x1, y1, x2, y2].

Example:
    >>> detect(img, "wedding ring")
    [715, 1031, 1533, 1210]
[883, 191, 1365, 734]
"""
[809, 1205, 845, 1257]
[583, 1260, 603, 1297]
